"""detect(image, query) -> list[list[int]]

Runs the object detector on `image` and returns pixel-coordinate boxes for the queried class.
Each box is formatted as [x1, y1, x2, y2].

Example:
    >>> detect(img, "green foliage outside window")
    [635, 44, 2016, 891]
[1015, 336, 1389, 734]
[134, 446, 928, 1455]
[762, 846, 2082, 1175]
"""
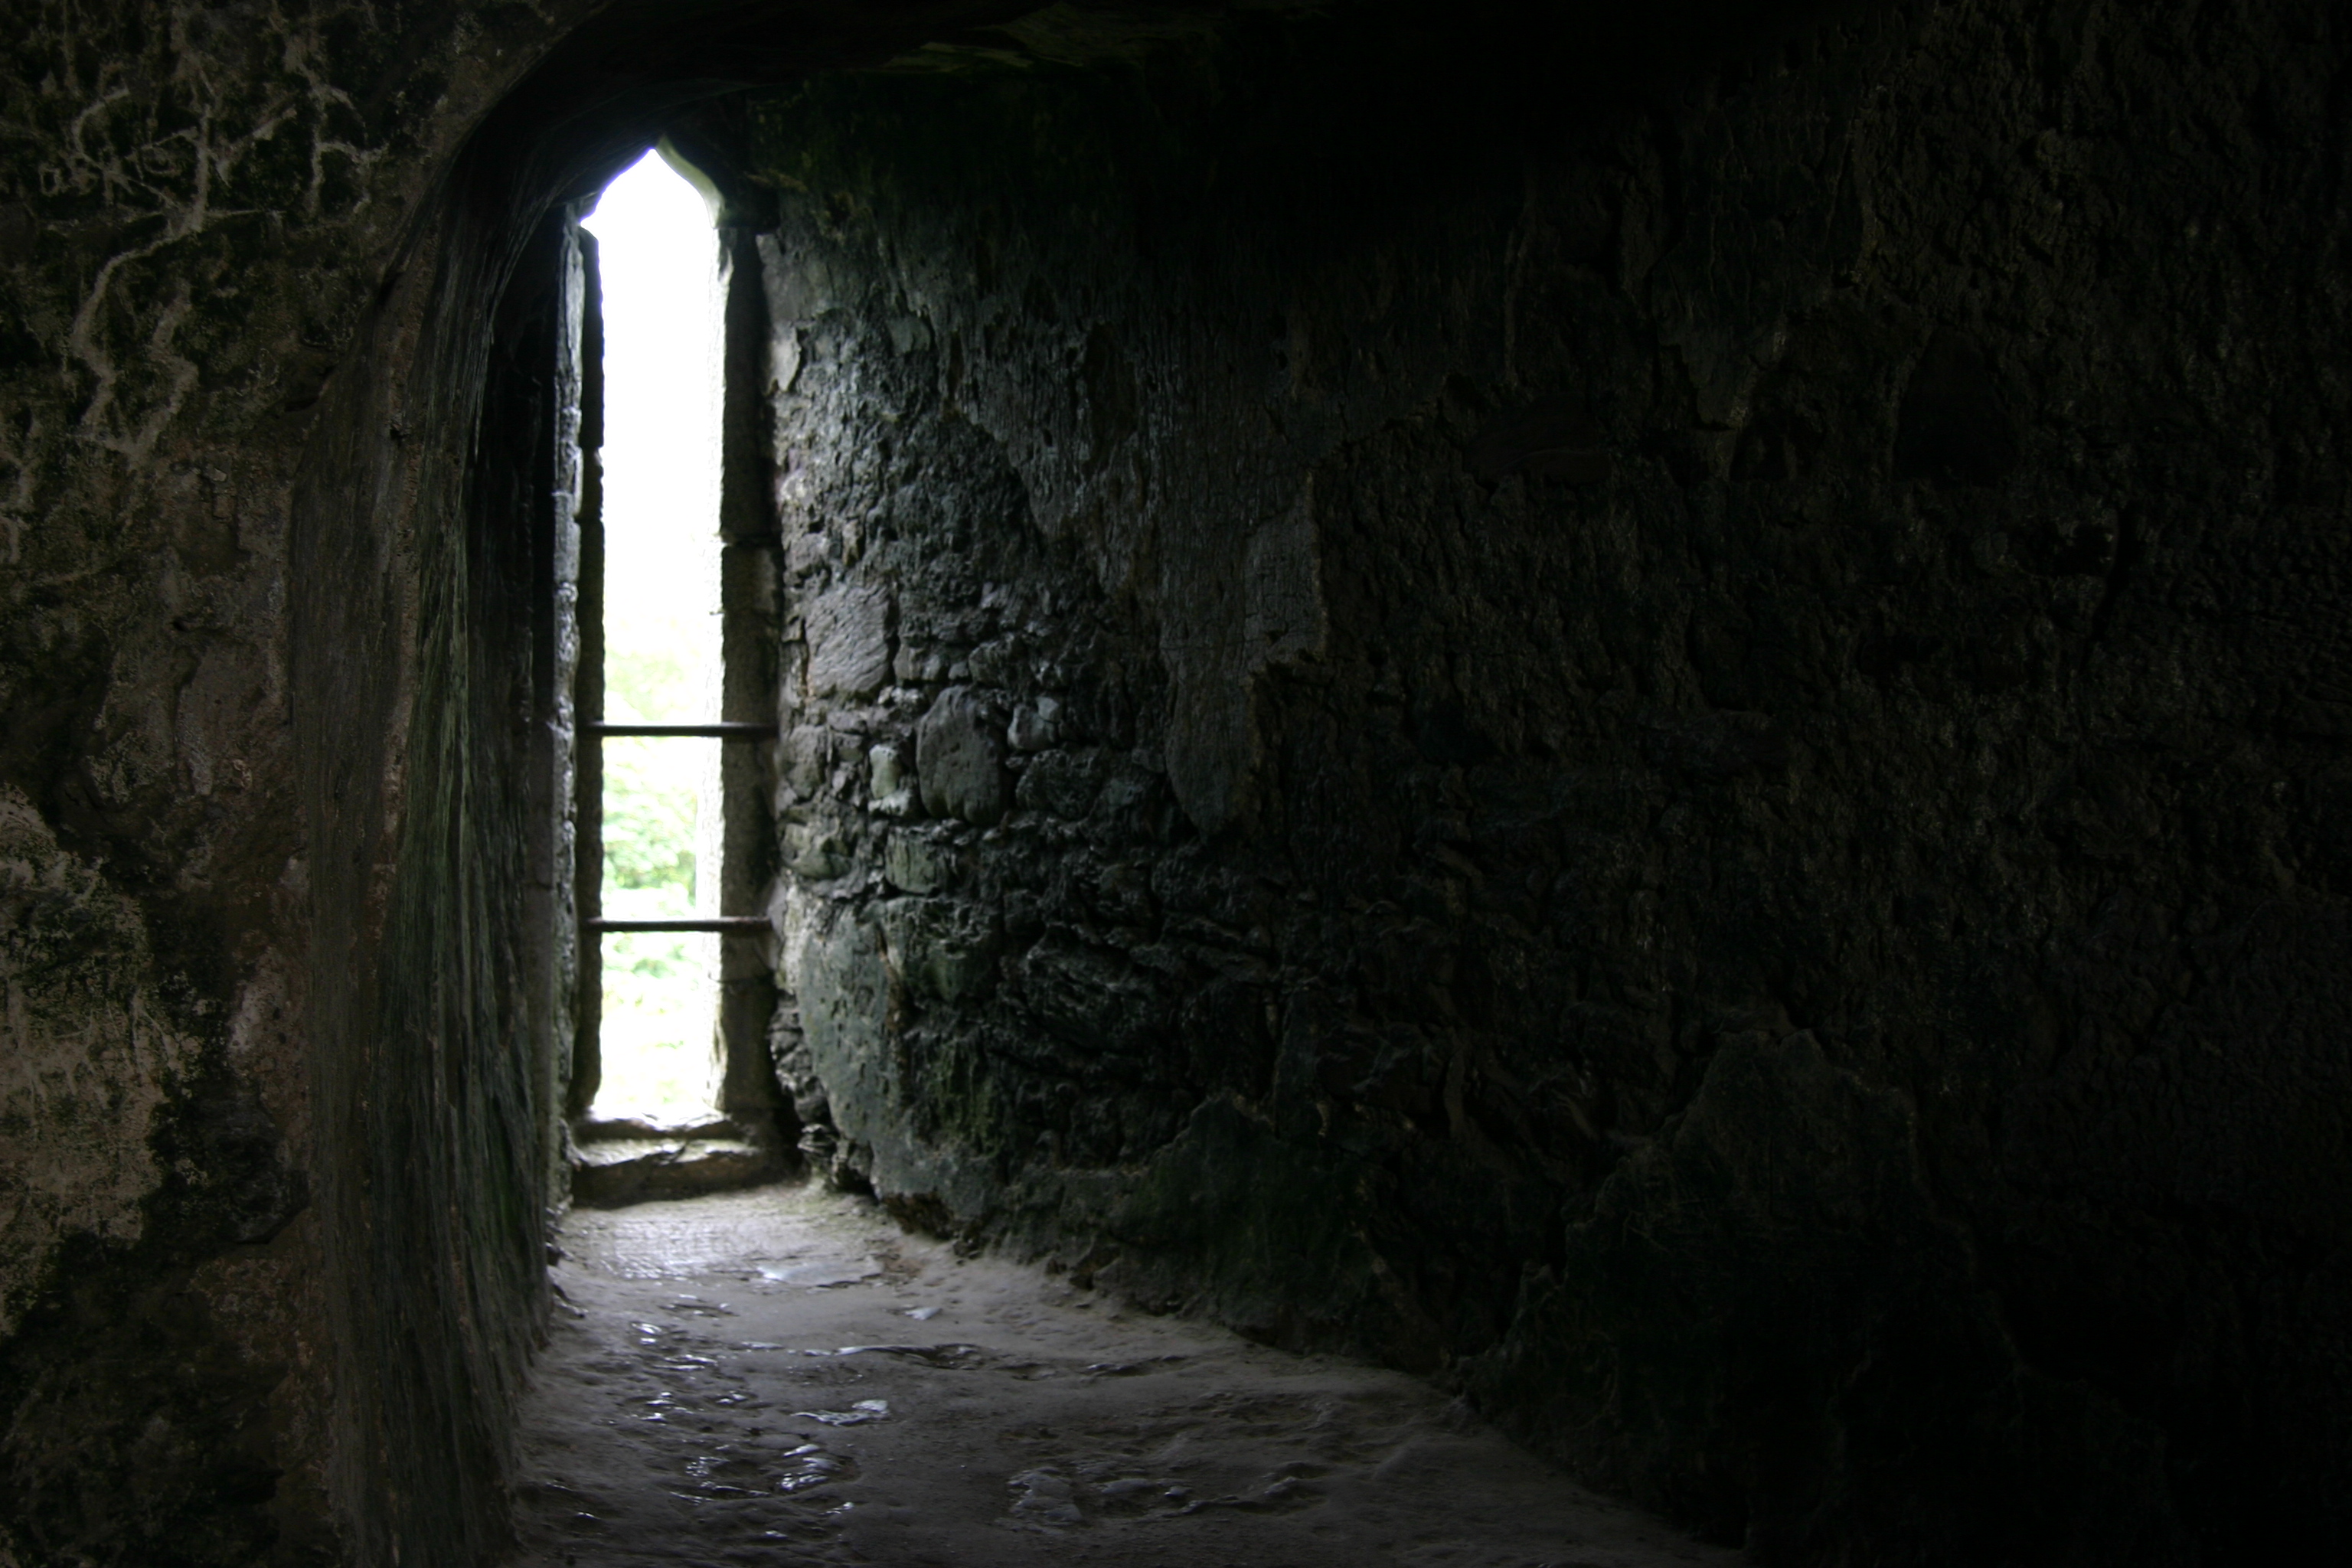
[596, 642, 718, 1118]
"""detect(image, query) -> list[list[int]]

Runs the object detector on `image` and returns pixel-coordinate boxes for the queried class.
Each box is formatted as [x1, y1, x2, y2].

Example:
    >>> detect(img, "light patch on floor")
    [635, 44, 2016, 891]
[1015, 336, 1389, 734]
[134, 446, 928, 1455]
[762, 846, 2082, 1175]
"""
[508, 1184, 1739, 1567]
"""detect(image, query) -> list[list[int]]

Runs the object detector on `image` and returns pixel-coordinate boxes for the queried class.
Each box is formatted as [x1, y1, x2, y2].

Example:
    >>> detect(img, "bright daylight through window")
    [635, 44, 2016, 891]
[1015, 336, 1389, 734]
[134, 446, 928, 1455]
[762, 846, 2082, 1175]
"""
[580, 149, 724, 1125]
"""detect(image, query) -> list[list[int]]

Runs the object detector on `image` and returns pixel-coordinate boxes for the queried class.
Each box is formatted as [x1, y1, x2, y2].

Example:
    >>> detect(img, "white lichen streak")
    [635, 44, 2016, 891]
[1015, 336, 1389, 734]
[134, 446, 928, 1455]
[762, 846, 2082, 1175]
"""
[17, 4, 394, 473]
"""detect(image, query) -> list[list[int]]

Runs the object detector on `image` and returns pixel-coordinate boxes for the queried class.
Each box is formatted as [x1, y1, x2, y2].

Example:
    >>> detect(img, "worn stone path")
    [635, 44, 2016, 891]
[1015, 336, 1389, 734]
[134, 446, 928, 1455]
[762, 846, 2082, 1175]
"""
[506, 1184, 1738, 1567]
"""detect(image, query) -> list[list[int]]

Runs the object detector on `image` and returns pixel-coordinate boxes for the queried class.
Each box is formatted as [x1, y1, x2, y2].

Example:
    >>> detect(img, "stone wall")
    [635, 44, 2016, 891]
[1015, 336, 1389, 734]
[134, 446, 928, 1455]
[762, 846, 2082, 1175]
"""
[746, 4, 2352, 1562]
[0, 1, 2345, 1563]
[0, 2, 1016, 1560]
[0, 5, 599, 1560]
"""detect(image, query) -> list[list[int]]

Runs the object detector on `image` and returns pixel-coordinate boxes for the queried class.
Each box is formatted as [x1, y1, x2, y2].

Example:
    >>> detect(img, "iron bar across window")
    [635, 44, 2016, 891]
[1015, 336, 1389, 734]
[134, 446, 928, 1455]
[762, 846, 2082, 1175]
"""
[582, 726, 774, 934]
[588, 722, 776, 737]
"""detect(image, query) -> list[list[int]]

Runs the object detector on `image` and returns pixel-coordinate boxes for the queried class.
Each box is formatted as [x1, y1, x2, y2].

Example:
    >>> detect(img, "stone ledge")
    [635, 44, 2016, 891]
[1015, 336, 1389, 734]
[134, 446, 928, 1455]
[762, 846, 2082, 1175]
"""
[570, 1119, 792, 1208]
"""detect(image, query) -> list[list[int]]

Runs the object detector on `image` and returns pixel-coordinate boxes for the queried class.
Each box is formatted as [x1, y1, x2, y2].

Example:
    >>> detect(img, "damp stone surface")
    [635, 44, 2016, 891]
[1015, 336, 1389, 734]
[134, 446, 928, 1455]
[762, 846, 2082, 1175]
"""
[509, 1184, 1735, 1568]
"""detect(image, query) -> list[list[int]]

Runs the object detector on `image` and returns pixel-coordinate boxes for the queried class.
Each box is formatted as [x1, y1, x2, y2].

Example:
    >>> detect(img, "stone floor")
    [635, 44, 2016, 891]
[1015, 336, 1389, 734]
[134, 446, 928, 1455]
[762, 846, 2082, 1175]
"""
[505, 1183, 1741, 1568]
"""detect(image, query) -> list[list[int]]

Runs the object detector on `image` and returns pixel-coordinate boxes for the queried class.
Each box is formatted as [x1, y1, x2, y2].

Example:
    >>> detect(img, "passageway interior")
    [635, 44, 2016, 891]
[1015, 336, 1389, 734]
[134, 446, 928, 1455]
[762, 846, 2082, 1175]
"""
[540, 93, 1730, 1568]
[528, 6, 2352, 1562]
[5, 3, 2346, 1566]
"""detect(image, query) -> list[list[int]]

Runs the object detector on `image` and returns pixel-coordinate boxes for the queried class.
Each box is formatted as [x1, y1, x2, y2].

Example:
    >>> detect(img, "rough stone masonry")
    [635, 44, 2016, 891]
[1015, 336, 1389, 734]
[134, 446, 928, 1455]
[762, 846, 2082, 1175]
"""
[2, 2, 2347, 1566]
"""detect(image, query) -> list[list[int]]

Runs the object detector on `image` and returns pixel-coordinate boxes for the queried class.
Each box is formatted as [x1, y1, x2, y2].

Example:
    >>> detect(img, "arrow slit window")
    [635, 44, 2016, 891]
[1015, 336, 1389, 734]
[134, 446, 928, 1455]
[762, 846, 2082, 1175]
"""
[573, 149, 766, 1130]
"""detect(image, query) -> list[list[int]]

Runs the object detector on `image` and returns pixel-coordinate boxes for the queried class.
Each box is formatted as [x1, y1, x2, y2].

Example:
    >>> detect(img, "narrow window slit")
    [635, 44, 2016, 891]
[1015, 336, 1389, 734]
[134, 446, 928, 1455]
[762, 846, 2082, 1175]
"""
[579, 149, 728, 1128]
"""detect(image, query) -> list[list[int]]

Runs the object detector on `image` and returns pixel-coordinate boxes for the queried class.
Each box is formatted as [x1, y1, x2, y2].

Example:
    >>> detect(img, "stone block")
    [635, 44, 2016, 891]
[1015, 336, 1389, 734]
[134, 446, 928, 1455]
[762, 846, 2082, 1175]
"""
[1014, 747, 1106, 819]
[1008, 695, 1062, 751]
[877, 897, 1001, 1003]
[884, 830, 953, 893]
[781, 724, 830, 796]
[916, 686, 1004, 826]
[1007, 934, 1166, 1055]
[805, 582, 893, 699]
[868, 740, 918, 816]
[784, 818, 851, 879]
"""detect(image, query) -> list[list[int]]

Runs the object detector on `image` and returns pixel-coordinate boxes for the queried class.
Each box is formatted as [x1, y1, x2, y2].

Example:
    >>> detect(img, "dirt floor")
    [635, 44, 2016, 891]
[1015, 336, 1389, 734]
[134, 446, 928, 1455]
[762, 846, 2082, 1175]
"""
[505, 1183, 1741, 1567]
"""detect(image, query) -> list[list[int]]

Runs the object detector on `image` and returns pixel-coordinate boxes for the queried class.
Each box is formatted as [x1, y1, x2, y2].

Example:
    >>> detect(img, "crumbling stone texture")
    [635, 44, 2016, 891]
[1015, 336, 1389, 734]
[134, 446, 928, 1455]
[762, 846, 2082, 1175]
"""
[2, 1, 2346, 1564]
[0, 2, 603, 1561]
[748, 3, 2351, 1562]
